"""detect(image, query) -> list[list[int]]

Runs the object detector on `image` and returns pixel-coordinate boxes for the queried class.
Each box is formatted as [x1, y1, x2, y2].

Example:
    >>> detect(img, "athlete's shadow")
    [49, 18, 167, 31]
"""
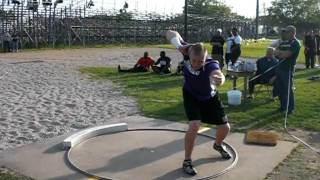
[153, 157, 226, 180]
[101, 135, 213, 173]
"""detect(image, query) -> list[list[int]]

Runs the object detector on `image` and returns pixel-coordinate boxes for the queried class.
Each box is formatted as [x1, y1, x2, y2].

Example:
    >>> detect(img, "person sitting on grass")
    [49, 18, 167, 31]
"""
[248, 47, 278, 99]
[152, 51, 172, 74]
[175, 55, 189, 75]
[118, 52, 155, 73]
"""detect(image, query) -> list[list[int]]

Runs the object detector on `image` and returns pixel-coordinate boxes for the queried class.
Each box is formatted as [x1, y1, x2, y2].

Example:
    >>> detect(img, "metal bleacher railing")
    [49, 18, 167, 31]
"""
[0, 0, 256, 49]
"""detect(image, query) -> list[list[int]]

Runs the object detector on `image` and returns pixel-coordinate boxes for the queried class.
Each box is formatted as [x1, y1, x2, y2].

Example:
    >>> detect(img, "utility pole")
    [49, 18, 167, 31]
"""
[256, 0, 259, 40]
[184, 0, 188, 40]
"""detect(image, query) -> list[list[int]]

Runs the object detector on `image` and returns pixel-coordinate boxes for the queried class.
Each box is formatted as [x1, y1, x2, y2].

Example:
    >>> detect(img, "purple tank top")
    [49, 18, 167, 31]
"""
[183, 58, 220, 101]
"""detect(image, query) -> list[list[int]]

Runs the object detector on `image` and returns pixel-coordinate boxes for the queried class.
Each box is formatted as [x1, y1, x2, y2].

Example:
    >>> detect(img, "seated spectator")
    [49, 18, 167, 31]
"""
[118, 52, 154, 73]
[175, 54, 189, 75]
[248, 47, 278, 98]
[152, 51, 172, 74]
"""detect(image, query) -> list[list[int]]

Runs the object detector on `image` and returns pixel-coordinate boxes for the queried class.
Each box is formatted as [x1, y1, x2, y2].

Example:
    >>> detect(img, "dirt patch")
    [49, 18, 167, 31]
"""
[0, 167, 33, 180]
[266, 130, 320, 179]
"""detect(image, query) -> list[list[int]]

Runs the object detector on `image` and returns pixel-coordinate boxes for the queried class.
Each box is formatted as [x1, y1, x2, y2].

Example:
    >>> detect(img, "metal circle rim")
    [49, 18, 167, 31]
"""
[66, 128, 239, 180]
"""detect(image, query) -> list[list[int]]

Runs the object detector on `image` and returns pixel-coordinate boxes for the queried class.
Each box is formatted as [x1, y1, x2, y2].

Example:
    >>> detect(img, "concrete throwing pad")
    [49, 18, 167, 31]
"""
[0, 116, 298, 180]
[68, 130, 235, 180]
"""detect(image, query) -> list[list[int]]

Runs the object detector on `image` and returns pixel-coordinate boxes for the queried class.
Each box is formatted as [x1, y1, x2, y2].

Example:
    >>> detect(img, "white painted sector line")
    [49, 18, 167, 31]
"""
[63, 123, 128, 150]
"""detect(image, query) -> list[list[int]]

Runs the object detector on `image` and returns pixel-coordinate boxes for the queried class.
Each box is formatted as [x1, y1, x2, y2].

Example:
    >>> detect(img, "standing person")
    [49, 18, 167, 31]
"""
[118, 52, 154, 73]
[230, 27, 242, 65]
[270, 29, 287, 49]
[166, 30, 232, 176]
[274, 25, 301, 114]
[225, 31, 234, 69]
[315, 30, 320, 66]
[11, 31, 19, 52]
[303, 30, 317, 69]
[2, 32, 11, 52]
[210, 29, 225, 69]
[152, 51, 172, 74]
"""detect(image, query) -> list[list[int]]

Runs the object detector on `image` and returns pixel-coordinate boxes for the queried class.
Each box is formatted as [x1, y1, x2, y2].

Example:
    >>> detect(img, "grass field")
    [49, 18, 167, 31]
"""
[80, 67, 320, 132]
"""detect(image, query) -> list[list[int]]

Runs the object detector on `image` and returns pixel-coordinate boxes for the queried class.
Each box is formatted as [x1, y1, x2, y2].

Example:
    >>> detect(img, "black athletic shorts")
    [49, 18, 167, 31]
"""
[183, 89, 227, 125]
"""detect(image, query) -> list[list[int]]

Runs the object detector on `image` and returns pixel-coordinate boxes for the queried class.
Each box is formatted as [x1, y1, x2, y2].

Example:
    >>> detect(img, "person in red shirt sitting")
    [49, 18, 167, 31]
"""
[118, 52, 155, 72]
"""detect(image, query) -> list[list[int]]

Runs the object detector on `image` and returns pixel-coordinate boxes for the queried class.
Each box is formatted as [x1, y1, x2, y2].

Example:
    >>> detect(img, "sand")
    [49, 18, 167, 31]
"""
[0, 47, 182, 152]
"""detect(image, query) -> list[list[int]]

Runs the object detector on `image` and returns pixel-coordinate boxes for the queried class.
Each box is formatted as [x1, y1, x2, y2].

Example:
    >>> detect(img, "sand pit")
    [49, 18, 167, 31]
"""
[0, 48, 181, 152]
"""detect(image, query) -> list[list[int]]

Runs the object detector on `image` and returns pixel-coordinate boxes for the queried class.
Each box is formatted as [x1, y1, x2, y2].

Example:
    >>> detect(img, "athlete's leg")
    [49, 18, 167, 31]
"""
[185, 120, 201, 160]
[215, 121, 230, 146]
[214, 121, 231, 159]
[183, 120, 200, 176]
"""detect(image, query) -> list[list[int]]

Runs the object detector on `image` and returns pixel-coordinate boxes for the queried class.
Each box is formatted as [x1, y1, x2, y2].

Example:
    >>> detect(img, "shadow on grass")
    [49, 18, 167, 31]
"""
[237, 110, 283, 131]
[81, 67, 183, 91]
[294, 69, 320, 79]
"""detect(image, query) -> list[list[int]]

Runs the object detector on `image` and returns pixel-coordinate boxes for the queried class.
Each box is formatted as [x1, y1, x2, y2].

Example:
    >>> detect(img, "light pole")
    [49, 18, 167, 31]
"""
[256, 0, 259, 40]
[52, 0, 63, 47]
[184, 0, 188, 40]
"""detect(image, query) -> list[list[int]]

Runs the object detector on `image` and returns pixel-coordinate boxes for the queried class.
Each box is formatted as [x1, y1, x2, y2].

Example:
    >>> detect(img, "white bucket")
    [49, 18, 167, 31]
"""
[227, 90, 242, 106]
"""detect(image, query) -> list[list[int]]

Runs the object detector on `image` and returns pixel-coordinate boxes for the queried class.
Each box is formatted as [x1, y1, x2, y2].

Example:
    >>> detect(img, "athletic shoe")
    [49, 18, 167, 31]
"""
[213, 143, 232, 159]
[182, 159, 197, 176]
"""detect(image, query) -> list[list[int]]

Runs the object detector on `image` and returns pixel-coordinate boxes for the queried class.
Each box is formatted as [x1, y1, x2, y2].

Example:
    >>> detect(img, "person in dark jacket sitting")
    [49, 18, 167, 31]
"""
[152, 51, 172, 74]
[249, 47, 278, 98]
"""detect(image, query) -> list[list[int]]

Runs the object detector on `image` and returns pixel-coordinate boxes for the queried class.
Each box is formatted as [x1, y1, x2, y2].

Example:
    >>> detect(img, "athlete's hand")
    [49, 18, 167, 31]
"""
[212, 75, 223, 85]
[178, 44, 192, 56]
[211, 71, 225, 86]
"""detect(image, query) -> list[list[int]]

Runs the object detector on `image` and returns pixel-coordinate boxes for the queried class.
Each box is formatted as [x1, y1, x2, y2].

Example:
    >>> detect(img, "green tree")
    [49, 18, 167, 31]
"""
[266, 0, 320, 29]
[187, 0, 233, 17]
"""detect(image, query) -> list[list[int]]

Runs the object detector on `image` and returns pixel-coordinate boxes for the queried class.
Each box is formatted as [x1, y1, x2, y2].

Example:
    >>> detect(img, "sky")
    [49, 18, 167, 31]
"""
[223, 0, 272, 17]
[58, 0, 273, 18]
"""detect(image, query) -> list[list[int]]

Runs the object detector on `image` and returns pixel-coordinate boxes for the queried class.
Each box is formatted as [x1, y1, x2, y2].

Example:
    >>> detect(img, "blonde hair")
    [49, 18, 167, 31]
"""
[189, 43, 208, 58]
